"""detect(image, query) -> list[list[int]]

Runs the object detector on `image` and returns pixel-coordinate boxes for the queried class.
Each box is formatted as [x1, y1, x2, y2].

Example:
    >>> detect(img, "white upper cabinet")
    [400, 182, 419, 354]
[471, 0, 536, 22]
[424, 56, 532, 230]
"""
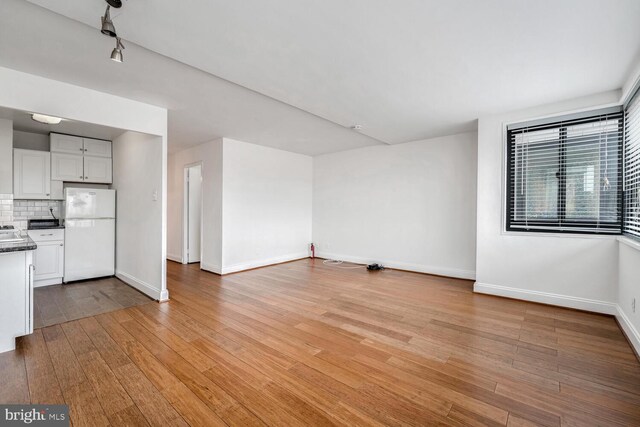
[13, 149, 51, 199]
[51, 152, 84, 182]
[50, 133, 113, 184]
[50, 134, 84, 155]
[84, 156, 112, 184]
[83, 138, 112, 158]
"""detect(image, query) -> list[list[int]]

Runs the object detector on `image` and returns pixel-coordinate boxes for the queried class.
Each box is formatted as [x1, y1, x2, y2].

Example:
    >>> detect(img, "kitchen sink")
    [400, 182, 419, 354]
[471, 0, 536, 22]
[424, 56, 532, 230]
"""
[0, 230, 26, 243]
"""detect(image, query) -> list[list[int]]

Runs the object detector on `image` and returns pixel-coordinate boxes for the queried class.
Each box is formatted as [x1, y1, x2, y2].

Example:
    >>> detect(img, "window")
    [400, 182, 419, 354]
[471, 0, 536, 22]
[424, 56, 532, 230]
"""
[624, 90, 640, 239]
[506, 108, 623, 234]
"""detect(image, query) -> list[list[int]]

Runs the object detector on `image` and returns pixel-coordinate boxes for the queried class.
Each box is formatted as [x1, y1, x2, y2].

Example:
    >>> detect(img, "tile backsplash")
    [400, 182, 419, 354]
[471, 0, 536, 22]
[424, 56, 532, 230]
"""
[0, 194, 13, 227]
[0, 194, 62, 229]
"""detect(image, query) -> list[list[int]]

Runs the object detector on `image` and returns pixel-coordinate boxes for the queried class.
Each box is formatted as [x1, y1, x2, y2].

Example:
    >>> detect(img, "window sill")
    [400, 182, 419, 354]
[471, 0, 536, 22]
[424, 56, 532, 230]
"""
[618, 236, 640, 252]
[501, 230, 620, 240]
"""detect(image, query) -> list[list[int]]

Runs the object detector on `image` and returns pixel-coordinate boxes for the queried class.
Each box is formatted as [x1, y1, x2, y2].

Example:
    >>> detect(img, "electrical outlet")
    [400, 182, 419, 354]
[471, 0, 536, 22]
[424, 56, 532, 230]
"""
[633, 298, 636, 313]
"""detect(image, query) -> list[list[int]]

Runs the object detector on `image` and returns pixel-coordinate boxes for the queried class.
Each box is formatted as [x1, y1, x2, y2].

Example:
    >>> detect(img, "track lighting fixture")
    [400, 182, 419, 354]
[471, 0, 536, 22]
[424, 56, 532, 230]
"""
[100, 5, 117, 37]
[99, 0, 126, 63]
[110, 37, 125, 63]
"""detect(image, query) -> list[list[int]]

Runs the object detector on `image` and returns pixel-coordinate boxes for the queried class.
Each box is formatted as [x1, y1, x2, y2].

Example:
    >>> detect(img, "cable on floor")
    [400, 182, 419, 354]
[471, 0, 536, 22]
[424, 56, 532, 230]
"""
[322, 259, 363, 269]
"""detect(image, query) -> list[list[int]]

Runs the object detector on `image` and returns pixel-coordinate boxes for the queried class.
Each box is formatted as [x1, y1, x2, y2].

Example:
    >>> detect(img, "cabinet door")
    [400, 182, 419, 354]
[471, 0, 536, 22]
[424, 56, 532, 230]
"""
[83, 138, 112, 158]
[33, 241, 64, 283]
[51, 153, 84, 182]
[50, 133, 84, 155]
[13, 149, 51, 199]
[0, 251, 29, 351]
[84, 156, 112, 184]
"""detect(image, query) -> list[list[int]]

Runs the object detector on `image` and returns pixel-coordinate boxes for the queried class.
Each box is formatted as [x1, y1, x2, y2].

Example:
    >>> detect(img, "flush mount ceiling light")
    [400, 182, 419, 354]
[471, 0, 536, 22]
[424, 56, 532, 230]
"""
[111, 37, 125, 63]
[100, 5, 117, 37]
[31, 114, 62, 125]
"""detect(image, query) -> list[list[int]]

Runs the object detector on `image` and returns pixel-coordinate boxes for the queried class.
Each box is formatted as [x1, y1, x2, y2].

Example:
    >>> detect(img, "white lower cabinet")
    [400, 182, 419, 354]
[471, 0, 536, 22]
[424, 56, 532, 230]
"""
[28, 229, 65, 287]
[0, 250, 34, 353]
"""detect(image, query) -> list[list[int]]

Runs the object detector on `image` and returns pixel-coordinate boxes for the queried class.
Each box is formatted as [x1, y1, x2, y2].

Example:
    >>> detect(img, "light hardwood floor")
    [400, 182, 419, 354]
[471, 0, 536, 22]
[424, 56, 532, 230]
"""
[1, 259, 639, 426]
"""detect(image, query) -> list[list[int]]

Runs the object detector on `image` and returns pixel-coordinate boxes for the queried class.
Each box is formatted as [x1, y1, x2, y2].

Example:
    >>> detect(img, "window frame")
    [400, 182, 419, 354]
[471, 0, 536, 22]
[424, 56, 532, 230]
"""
[623, 87, 640, 240]
[505, 111, 624, 235]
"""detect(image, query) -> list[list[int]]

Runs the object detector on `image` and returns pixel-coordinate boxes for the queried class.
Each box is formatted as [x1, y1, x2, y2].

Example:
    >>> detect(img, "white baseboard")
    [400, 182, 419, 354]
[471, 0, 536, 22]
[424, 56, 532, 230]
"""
[316, 251, 476, 280]
[473, 282, 617, 315]
[34, 277, 63, 287]
[166, 253, 182, 263]
[116, 270, 169, 301]
[616, 305, 640, 357]
[201, 262, 222, 275]
[221, 252, 309, 275]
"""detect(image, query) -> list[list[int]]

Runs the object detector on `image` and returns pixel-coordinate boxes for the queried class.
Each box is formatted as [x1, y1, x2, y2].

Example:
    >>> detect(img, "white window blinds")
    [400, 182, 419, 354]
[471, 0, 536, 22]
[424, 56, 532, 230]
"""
[507, 109, 623, 234]
[624, 91, 640, 238]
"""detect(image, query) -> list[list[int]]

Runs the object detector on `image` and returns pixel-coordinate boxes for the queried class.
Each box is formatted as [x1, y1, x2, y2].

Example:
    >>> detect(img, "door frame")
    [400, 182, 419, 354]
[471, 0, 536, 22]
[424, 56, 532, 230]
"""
[182, 161, 203, 265]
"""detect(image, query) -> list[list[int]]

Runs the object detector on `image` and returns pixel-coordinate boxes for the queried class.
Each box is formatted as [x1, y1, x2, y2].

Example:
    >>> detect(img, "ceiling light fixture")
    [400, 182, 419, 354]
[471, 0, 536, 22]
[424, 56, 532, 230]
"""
[111, 37, 125, 63]
[350, 124, 363, 131]
[99, 0, 126, 63]
[31, 114, 62, 125]
[100, 5, 117, 37]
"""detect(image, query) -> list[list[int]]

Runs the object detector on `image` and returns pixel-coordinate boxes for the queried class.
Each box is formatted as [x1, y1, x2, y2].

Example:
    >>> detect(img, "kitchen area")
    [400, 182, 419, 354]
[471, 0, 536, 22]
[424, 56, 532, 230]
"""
[0, 103, 164, 353]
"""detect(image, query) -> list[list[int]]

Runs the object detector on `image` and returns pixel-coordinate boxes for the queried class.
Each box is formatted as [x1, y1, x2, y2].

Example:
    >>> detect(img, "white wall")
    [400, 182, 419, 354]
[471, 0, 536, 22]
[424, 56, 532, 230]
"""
[0, 67, 169, 301]
[166, 137, 312, 274]
[167, 139, 223, 271]
[618, 239, 640, 352]
[0, 119, 12, 194]
[13, 130, 49, 151]
[112, 131, 167, 300]
[475, 90, 622, 313]
[221, 138, 312, 273]
[313, 132, 477, 279]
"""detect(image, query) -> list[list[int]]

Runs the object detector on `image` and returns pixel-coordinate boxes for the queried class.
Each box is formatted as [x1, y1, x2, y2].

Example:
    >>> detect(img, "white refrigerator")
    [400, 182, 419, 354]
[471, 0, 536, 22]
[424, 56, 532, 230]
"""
[64, 188, 115, 282]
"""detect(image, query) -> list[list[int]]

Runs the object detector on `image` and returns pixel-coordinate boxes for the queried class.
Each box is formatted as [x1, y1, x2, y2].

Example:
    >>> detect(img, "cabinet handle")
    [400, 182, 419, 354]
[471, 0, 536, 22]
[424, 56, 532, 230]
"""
[41, 234, 53, 236]
[60, 244, 64, 247]
[85, 176, 88, 179]
[79, 176, 83, 179]
[79, 148, 83, 151]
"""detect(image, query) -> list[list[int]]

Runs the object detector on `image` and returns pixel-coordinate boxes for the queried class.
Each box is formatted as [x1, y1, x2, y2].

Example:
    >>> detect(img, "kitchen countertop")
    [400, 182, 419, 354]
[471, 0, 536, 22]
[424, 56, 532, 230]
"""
[0, 236, 37, 253]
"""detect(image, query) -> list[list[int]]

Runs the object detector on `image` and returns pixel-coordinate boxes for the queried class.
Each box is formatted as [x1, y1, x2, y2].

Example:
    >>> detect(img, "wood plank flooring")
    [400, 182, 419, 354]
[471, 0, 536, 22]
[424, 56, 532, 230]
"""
[34, 277, 153, 328]
[1, 258, 639, 426]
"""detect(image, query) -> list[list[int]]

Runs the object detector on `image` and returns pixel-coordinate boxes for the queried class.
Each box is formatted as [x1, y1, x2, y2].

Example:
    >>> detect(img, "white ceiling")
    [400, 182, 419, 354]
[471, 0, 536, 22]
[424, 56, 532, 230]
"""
[0, 0, 383, 155]
[3, 0, 640, 155]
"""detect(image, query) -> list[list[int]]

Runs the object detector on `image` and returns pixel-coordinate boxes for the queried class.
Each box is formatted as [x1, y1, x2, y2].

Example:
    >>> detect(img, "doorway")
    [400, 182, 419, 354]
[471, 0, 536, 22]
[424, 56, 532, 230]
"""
[183, 163, 202, 264]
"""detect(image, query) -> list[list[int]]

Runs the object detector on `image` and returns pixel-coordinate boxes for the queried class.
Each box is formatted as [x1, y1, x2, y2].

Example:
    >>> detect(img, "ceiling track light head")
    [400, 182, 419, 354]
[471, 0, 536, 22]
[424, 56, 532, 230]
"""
[100, 5, 117, 37]
[111, 37, 125, 63]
